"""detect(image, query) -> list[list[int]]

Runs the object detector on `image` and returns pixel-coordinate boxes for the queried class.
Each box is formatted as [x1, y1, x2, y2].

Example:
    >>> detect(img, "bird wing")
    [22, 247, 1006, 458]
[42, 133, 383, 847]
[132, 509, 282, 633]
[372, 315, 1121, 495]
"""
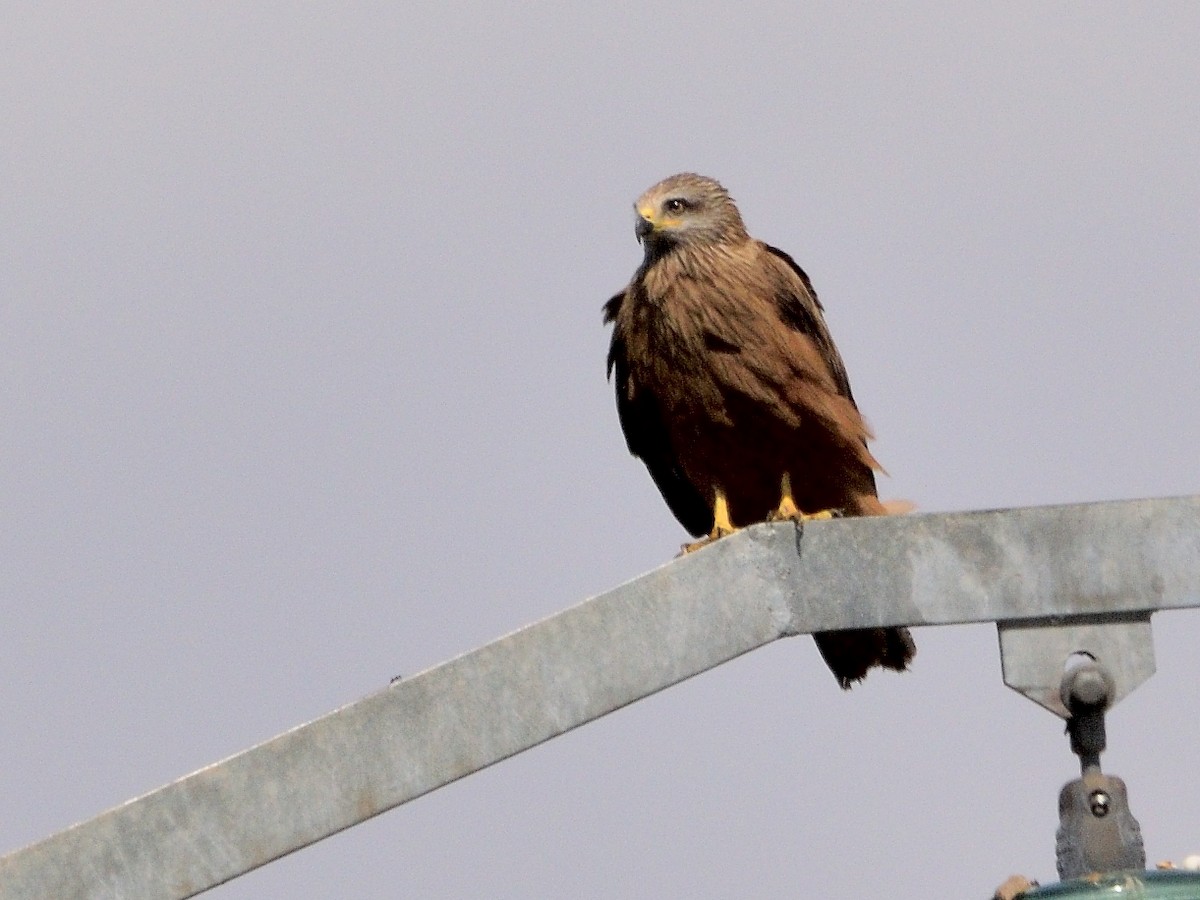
[760, 242, 857, 404]
[605, 291, 713, 536]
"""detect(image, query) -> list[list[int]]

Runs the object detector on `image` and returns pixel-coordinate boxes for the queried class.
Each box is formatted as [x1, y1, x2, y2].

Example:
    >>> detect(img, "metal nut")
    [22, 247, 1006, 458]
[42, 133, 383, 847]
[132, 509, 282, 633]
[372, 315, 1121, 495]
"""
[1089, 790, 1111, 817]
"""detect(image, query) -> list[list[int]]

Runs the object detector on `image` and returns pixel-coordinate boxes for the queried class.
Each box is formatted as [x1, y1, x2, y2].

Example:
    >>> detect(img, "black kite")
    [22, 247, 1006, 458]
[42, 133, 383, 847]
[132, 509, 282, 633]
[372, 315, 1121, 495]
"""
[604, 173, 914, 687]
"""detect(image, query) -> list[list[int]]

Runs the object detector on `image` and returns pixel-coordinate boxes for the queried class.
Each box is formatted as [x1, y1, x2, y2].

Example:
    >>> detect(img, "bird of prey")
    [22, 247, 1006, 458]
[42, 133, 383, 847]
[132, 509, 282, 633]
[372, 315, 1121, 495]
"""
[604, 172, 914, 688]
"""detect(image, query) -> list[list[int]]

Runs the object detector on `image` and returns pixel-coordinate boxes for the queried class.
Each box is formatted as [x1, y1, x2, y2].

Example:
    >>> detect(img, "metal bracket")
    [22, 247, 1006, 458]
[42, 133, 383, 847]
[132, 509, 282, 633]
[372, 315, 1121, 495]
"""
[997, 613, 1156, 718]
[1, 496, 1196, 899]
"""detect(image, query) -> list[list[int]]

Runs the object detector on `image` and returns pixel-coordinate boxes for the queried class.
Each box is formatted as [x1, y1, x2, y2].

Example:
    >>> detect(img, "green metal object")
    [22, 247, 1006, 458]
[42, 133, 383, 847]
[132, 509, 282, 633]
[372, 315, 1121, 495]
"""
[1026, 871, 1200, 898]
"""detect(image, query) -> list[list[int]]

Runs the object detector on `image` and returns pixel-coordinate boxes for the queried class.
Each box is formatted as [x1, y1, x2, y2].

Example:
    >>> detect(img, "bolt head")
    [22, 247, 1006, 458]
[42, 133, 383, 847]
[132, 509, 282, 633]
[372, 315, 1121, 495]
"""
[1089, 790, 1111, 817]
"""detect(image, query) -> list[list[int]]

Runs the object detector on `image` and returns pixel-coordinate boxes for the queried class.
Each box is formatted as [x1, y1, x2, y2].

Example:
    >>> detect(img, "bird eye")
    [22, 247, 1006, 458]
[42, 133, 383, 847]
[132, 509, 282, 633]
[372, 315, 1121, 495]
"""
[664, 198, 688, 214]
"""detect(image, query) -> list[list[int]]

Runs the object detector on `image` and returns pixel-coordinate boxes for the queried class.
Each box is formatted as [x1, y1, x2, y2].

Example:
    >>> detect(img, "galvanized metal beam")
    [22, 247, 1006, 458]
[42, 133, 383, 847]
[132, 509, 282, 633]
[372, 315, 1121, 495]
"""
[2, 496, 1198, 900]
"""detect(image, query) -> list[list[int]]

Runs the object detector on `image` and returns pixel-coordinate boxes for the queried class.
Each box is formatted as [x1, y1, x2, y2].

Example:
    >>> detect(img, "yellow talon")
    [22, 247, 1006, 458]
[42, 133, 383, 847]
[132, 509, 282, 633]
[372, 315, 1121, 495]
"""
[768, 473, 838, 522]
[711, 492, 736, 537]
[773, 473, 802, 520]
[680, 490, 739, 554]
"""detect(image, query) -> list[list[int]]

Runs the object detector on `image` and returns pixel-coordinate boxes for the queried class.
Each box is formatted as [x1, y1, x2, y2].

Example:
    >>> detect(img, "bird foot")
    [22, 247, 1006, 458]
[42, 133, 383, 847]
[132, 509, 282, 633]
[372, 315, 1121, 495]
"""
[679, 523, 739, 555]
[766, 501, 842, 523]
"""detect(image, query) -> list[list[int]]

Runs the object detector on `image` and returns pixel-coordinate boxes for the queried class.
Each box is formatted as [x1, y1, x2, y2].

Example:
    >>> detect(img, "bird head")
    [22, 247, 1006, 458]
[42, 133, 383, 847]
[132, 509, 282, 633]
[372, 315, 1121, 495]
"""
[633, 173, 748, 254]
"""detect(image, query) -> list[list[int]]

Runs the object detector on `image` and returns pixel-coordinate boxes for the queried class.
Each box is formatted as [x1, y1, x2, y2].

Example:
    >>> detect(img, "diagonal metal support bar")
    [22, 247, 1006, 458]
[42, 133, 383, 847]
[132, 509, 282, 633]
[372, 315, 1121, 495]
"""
[2, 496, 1198, 899]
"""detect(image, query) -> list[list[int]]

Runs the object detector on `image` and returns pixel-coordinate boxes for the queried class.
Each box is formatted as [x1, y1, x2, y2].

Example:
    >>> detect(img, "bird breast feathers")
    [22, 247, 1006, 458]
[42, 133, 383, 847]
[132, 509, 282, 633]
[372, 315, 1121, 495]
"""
[631, 244, 832, 380]
[617, 240, 866, 444]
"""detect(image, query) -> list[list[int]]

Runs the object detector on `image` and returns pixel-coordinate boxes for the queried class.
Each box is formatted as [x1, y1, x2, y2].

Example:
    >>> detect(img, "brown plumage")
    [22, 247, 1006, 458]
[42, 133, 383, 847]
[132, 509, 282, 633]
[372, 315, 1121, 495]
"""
[604, 173, 914, 688]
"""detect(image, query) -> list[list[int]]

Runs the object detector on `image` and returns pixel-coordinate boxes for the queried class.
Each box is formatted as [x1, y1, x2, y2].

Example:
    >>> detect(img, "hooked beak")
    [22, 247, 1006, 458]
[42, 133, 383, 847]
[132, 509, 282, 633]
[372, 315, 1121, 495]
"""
[635, 214, 654, 243]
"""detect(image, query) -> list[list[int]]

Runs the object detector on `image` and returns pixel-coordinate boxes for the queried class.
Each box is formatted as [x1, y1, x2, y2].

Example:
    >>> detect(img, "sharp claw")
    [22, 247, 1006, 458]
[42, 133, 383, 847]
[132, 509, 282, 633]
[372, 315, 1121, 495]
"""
[767, 506, 844, 523]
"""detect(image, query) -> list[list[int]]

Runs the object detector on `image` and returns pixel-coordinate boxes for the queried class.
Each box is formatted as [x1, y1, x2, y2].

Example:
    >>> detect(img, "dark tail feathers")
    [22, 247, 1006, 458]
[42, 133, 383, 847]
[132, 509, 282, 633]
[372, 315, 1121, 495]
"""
[814, 626, 915, 689]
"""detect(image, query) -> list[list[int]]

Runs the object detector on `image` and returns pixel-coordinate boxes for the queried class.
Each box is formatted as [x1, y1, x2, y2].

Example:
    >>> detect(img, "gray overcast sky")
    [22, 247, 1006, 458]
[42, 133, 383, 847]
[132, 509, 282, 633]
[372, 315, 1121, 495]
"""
[3, 4, 1198, 897]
